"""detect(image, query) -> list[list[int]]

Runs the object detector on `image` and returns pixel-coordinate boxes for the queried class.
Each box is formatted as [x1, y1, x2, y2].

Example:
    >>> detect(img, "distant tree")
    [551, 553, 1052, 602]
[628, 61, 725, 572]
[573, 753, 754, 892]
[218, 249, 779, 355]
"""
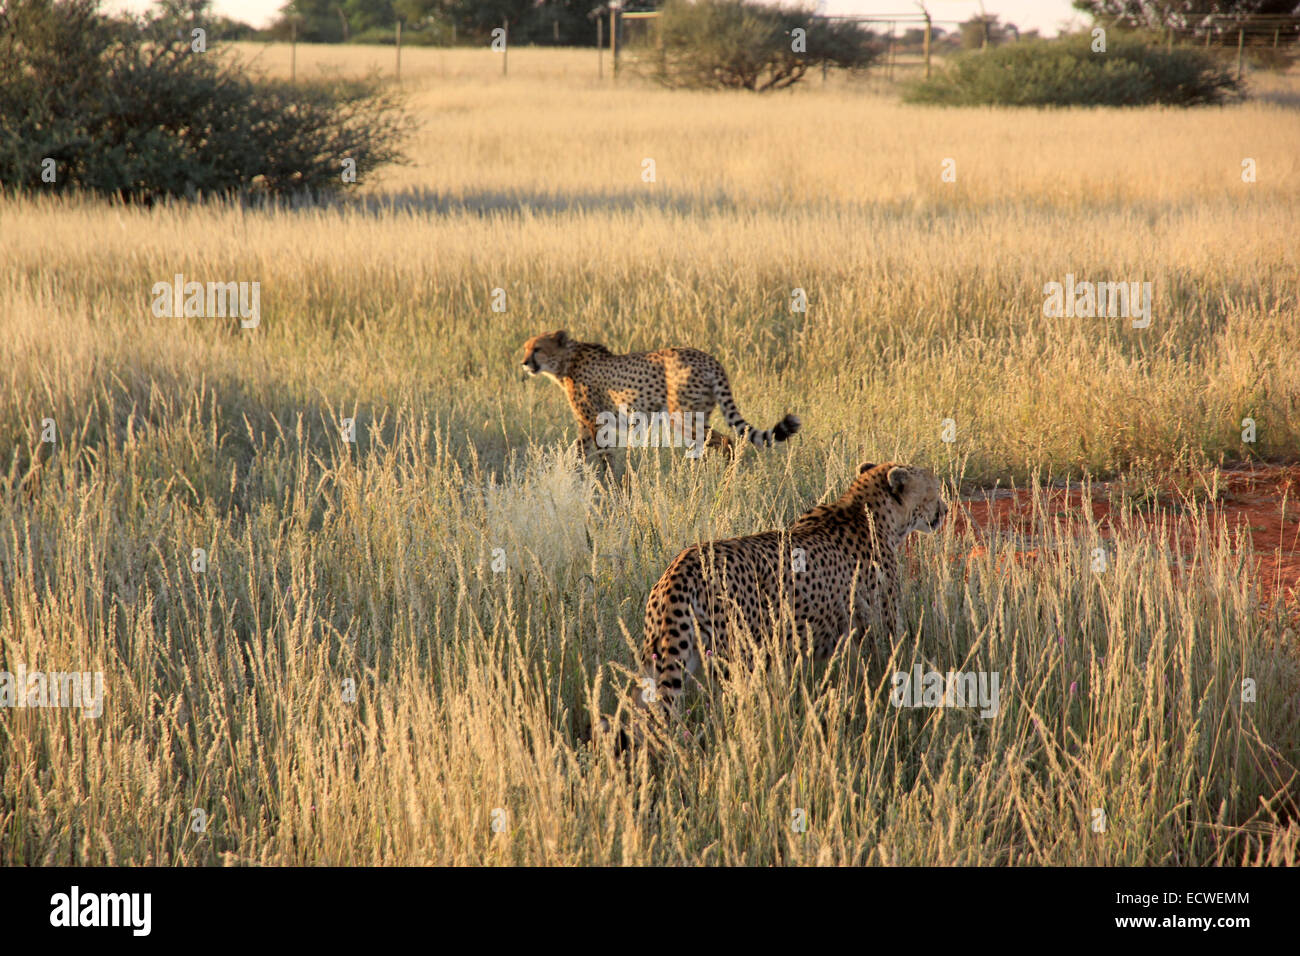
[444, 0, 533, 36]
[1072, 0, 1300, 31]
[268, 0, 655, 45]
[395, 0, 585, 44]
[900, 26, 929, 47]
[898, 25, 949, 49]
[960, 14, 1017, 49]
[393, 0, 452, 29]
[529, 0, 614, 45]
[649, 0, 879, 92]
[272, 0, 346, 41]
[343, 0, 393, 34]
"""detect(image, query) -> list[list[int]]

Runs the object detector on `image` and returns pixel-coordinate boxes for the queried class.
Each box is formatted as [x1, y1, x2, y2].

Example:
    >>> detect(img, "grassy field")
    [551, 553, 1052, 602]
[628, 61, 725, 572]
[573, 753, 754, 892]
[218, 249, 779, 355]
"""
[1, 44, 1298, 865]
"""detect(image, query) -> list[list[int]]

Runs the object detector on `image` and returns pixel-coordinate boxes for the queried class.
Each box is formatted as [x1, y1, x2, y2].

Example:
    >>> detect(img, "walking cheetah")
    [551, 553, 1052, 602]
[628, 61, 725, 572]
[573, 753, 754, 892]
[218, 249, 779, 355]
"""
[521, 330, 800, 458]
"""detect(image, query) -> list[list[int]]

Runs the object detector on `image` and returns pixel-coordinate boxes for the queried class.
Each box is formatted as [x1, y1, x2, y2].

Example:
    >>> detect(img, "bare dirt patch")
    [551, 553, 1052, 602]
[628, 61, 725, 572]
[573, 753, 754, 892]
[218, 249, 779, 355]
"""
[956, 463, 1300, 612]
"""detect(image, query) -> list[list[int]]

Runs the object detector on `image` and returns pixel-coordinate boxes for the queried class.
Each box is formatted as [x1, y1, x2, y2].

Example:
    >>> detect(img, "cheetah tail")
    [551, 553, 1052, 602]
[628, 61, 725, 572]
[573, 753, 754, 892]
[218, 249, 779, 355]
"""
[712, 381, 801, 450]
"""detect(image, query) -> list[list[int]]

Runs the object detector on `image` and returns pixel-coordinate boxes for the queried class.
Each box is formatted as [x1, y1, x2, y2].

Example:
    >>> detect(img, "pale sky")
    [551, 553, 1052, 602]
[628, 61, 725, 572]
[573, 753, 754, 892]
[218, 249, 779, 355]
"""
[104, 1, 1086, 36]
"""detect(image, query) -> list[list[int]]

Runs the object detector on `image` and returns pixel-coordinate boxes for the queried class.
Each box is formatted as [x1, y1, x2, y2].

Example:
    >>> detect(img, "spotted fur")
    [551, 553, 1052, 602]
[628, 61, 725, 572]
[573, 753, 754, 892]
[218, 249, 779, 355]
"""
[521, 330, 800, 458]
[637, 462, 947, 720]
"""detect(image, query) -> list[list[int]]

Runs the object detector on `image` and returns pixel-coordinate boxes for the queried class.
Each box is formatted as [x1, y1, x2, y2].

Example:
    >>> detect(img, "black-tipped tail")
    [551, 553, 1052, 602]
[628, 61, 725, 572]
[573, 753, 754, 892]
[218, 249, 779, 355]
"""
[771, 413, 801, 443]
[749, 413, 800, 447]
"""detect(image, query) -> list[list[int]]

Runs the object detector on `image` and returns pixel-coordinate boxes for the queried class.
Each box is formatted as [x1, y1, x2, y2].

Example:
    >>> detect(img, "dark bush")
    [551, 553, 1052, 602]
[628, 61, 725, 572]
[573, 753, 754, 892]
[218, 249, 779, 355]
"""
[644, 0, 879, 92]
[905, 34, 1241, 107]
[0, 0, 413, 202]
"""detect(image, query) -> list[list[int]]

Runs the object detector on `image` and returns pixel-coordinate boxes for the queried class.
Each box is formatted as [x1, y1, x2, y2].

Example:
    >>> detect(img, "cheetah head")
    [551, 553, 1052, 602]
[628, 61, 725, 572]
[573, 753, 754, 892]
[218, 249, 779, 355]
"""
[521, 330, 574, 380]
[859, 461, 948, 535]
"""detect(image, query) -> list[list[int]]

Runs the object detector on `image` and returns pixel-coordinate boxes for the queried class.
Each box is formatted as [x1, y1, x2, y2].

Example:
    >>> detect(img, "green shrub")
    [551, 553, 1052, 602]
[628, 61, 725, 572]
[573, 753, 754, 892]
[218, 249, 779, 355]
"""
[646, 0, 879, 92]
[906, 35, 1240, 107]
[0, 0, 413, 202]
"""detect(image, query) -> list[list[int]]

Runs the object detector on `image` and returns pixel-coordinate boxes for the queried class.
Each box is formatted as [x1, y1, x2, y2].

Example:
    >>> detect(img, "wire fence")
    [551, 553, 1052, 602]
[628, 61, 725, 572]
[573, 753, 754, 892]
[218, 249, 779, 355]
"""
[270, 10, 1300, 85]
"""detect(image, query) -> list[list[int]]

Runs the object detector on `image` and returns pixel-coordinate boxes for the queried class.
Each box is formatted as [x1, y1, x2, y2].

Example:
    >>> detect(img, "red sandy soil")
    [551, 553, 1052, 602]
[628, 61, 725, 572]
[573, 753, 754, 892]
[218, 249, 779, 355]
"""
[952, 463, 1300, 613]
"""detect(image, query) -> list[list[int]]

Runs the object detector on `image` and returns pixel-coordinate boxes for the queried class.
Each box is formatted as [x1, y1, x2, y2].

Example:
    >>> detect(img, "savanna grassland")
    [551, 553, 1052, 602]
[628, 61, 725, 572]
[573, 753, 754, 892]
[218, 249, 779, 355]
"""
[2, 44, 1299, 865]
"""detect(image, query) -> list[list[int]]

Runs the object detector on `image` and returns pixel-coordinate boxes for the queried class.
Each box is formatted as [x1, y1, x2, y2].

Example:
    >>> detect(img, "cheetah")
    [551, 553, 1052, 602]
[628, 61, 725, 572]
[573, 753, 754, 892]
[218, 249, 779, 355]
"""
[635, 462, 947, 722]
[521, 330, 800, 458]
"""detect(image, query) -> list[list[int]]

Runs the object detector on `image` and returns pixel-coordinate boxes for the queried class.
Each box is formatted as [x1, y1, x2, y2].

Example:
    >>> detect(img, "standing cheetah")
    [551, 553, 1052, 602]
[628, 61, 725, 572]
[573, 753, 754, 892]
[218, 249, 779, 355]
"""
[636, 462, 947, 722]
[521, 330, 800, 458]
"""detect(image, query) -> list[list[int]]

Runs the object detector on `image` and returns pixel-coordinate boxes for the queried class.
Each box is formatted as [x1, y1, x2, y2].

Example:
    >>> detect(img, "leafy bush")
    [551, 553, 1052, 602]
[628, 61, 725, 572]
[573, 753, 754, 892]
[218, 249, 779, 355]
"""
[905, 35, 1240, 107]
[0, 0, 413, 202]
[645, 0, 879, 92]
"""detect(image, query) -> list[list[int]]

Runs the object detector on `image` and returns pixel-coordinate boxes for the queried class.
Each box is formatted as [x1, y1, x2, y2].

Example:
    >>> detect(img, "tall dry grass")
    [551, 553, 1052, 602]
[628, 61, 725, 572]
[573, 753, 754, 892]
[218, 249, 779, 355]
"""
[1, 47, 1298, 864]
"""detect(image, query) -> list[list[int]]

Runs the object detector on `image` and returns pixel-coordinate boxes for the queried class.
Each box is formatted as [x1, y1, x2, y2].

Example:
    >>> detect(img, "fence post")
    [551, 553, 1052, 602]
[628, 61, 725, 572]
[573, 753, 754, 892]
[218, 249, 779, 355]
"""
[924, 13, 932, 79]
[395, 20, 401, 81]
[597, 17, 603, 79]
[290, 18, 297, 82]
[611, 8, 619, 79]
[1236, 27, 1244, 80]
[503, 19, 508, 77]
[658, 13, 665, 78]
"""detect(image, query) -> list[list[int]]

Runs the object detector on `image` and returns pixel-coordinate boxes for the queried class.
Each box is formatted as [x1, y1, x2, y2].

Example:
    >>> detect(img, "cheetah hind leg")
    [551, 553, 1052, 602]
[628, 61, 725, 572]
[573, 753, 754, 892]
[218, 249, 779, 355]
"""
[597, 664, 705, 757]
[590, 669, 672, 757]
[696, 428, 734, 459]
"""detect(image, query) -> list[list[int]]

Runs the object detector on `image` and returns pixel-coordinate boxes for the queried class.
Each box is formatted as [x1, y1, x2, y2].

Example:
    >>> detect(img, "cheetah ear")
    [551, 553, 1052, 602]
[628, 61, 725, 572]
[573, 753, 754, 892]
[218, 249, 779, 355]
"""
[553, 330, 570, 346]
[887, 466, 909, 496]
[857, 461, 876, 475]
